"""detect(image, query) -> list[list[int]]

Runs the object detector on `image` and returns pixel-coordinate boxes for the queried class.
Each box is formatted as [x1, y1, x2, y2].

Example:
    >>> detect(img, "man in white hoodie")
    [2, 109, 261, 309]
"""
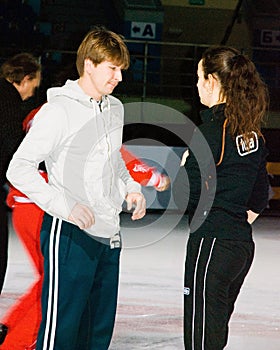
[7, 26, 146, 350]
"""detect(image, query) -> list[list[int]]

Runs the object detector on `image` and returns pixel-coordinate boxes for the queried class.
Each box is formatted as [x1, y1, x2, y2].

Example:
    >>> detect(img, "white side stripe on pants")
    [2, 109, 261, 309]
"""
[192, 238, 204, 350]
[191, 238, 216, 350]
[43, 217, 62, 350]
[202, 238, 216, 349]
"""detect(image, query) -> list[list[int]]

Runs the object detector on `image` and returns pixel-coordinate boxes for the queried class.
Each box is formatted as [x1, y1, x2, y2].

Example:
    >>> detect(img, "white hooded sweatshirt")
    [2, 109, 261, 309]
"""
[7, 79, 141, 238]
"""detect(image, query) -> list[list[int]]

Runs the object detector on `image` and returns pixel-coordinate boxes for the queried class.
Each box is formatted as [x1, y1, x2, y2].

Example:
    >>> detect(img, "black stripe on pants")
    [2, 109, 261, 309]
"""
[184, 236, 254, 350]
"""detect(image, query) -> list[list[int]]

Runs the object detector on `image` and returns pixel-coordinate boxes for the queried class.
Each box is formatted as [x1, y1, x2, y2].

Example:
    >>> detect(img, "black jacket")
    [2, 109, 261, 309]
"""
[0, 78, 25, 186]
[175, 104, 269, 241]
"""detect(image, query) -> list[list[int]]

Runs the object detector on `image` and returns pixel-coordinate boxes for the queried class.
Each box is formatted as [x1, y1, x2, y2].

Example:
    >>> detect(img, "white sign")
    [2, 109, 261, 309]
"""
[130, 22, 156, 39]
[261, 29, 280, 46]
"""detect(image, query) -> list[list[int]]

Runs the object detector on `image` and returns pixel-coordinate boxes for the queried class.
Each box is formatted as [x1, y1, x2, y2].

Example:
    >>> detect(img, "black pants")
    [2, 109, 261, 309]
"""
[184, 236, 254, 350]
[0, 186, 8, 294]
[37, 213, 121, 350]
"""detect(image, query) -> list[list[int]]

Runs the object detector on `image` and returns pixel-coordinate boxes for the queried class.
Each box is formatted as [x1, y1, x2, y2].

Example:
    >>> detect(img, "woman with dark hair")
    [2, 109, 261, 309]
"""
[181, 46, 269, 349]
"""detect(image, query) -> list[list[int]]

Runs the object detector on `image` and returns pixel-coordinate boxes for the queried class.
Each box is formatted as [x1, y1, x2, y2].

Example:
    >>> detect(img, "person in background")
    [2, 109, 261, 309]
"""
[176, 46, 269, 349]
[6, 26, 146, 350]
[120, 145, 170, 192]
[0, 52, 40, 345]
[0, 171, 47, 350]
[0, 52, 41, 301]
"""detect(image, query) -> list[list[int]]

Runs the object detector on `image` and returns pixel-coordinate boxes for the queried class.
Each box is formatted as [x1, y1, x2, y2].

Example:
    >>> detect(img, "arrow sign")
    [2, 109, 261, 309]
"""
[132, 25, 141, 34]
[130, 22, 156, 39]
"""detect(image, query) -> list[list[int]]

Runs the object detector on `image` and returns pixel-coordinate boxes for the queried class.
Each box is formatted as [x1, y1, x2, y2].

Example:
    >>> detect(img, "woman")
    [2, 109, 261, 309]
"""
[181, 46, 269, 349]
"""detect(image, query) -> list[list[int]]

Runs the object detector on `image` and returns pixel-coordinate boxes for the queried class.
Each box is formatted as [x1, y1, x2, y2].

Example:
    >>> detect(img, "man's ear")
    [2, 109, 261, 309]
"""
[20, 75, 30, 87]
[84, 59, 93, 73]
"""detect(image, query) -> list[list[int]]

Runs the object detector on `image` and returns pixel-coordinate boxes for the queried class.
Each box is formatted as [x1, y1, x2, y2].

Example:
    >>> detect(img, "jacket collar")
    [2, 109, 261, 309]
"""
[200, 103, 226, 123]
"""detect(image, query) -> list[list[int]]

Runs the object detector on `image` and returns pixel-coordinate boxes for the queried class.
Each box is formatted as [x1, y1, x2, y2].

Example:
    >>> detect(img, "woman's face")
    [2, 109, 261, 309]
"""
[196, 60, 211, 107]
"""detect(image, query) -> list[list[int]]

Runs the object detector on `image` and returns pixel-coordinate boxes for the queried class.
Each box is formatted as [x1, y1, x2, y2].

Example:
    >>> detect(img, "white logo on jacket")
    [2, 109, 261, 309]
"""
[132, 163, 150, 173]
[236, 131, 259, 156]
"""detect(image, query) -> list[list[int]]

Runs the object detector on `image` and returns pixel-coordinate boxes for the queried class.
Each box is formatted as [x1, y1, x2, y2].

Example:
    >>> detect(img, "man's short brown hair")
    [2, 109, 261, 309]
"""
[76, 26, 130, 76]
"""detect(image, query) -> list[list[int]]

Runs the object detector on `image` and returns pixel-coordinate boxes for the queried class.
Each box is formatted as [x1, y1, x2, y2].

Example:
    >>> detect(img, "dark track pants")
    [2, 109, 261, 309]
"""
[36, 213, 121, 350]
[0, 187, 8, 294]
[184, 236, 254, 350]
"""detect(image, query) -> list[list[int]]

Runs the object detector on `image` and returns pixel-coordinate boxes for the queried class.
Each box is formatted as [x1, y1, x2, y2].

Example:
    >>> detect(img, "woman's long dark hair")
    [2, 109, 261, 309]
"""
[201, 46, 269, 138]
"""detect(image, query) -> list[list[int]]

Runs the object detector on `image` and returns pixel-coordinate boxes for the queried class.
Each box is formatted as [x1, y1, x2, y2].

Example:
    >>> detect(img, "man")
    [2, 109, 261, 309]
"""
[0, 109, 168, 350]
[0, 52, 41, 296]
[7, 27, 146, 350]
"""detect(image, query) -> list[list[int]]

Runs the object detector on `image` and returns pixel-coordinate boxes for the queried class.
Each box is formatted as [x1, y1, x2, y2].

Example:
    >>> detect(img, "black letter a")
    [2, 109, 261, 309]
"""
[143, 24, 154, 37]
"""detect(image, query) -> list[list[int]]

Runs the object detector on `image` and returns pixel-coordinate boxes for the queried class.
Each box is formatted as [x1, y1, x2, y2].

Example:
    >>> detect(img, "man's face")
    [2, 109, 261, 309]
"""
[85, 59, 123, 100]
[18, 71, 41, 101]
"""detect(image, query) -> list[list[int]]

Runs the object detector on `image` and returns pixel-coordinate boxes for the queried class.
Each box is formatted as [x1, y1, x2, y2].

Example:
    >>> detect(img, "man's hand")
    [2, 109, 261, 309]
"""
[126, 192, 146, 220]
[68, 203, 95, 230]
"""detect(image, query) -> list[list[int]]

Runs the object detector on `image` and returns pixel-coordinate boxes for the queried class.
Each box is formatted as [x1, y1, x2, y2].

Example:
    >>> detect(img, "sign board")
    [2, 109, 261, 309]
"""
[261, 29, 280, 47]
[130, 22, 156, 39]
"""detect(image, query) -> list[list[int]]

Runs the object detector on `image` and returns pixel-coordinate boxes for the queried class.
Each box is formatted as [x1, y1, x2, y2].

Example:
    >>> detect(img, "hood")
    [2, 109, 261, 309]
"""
[47, 79, 93, 108]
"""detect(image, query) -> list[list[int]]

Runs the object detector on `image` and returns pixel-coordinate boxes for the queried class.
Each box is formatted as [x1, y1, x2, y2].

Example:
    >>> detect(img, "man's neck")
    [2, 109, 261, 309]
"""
[78, 76, 101, 101]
